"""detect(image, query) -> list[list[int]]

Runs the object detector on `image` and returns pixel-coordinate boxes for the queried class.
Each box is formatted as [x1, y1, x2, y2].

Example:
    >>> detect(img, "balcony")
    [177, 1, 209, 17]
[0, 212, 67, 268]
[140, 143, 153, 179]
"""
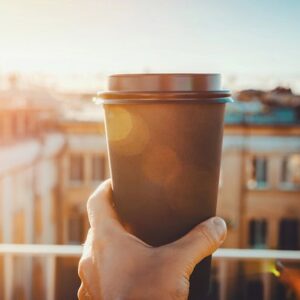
[0, 244, 299, 300]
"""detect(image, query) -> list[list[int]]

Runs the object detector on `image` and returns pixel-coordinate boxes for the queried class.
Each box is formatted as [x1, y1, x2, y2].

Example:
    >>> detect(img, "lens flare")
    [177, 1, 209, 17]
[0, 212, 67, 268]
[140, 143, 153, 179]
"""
[106, 107, 150, 156]
[142, 145, 181, 186]
[105, 107, 133, 142]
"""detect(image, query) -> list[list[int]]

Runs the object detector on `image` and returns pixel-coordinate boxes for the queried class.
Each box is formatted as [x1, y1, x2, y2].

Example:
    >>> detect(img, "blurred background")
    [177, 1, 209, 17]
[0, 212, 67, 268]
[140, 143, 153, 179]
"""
[0, 0, 299, 299]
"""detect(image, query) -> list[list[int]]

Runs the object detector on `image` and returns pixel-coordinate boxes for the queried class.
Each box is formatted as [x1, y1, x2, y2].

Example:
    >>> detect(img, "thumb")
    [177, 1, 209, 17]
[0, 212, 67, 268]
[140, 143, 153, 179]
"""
[166, 217, 227, 275]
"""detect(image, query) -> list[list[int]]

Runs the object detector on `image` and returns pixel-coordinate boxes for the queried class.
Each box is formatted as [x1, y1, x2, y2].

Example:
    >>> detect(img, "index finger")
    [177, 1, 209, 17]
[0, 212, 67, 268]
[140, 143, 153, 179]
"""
[87, 179, 123, 231]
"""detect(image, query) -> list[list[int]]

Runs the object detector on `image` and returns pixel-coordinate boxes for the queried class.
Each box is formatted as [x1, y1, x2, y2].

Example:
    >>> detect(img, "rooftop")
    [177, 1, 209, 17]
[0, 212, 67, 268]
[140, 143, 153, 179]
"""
[1, 86, 300, 126]
[226, 87, 300, 125]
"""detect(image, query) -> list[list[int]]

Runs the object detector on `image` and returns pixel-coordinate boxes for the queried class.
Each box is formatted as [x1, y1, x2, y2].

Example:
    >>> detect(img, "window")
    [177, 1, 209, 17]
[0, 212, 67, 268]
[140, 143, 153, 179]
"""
[68, 208, 85, 244]
[13, 211, 26, 243]
[247, 156, 268, 189]
[281, 154, 300, 189]
[24, 113, 32, 136]
[34, 196, 43, 243]
[281, 158, 288, 182]
[11, 113, 18, 139]
[248, 219, 268, 249]
[69, 154, 84, 183]
[1, 114, 12, 142]
[0, 115, 4, 142]
[278, 218, 299, 250]
[12, 112, 25, 138]
[91, 154, 106, 182]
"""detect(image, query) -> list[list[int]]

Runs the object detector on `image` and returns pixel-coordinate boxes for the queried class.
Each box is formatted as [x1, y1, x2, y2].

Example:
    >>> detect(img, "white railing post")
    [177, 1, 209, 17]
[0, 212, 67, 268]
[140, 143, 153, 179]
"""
[4, 254, 13, 300]
[46, 255, 56, 300]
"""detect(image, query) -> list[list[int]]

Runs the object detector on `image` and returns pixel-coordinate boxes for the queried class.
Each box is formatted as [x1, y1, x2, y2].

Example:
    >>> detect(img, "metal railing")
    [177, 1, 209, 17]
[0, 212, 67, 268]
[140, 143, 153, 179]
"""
[0, 244, 299, 300]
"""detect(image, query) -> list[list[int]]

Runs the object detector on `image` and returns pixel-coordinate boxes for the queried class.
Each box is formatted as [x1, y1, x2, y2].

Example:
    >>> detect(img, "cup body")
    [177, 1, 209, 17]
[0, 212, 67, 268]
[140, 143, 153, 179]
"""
[100, 74, 232, 299]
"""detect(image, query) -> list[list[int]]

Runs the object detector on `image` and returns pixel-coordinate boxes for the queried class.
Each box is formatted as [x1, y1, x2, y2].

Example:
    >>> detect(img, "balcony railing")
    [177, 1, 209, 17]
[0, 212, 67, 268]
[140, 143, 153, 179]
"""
[0, 244, 299, 300]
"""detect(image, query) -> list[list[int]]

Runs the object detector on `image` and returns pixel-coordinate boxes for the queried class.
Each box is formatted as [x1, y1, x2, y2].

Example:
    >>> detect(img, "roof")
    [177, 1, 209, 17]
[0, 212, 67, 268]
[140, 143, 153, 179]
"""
[0, 87, 59, 111]
[235, 87, 300, 108]
[226, 87, 300, 125]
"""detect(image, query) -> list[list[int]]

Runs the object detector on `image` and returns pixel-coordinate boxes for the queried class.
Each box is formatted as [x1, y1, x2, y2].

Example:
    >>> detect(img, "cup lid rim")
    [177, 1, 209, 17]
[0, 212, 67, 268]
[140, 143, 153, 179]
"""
[107, 73, 224, 93]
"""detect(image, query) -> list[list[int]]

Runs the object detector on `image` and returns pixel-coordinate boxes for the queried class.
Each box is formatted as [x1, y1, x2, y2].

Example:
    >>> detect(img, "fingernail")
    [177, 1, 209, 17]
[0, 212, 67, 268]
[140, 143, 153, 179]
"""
[212, 217, 227, 242]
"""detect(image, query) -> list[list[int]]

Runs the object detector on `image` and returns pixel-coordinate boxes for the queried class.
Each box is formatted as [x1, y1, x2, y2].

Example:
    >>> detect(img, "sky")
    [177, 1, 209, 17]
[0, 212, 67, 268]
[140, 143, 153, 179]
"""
[0, 0, 300, 90]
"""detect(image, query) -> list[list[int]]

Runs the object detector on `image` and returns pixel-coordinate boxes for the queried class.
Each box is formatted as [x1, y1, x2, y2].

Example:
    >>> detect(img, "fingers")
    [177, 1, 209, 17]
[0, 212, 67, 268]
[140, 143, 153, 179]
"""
[78, 257, 98, 299]
[78, 230, 102, 299]
[278, 264, 300, 296]
[78, 284, 91, 300]
[167, 217, 227, 275]
[87, 179, 124, 233]
[80, 229, 93, 261]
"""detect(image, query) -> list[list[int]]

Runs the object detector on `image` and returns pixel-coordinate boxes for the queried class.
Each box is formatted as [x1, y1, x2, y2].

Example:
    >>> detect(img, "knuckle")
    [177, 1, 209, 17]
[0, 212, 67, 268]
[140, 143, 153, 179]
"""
[77, 285, 84, 299]
[86, 180, 111, 212]
[197, 223, 220, 250]
[172, 284, 188, 300]
[91, 235, 104, 250]
[98, 219, 120, 240]
[78, 257, 91, 279]
[87, 193, 97, 212]
[77, 287, 81, 299]
[78, 284, 90, 300]
[164, 276, 189, 300]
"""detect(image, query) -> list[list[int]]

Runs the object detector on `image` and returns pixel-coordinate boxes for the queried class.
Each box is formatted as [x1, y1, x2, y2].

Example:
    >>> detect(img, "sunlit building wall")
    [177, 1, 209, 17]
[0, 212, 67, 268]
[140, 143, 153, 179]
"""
[216, 125, 300, 299]
[219, 126, 300, 250]
[0, 89, 299, 299]
[0, 99, 65, 299]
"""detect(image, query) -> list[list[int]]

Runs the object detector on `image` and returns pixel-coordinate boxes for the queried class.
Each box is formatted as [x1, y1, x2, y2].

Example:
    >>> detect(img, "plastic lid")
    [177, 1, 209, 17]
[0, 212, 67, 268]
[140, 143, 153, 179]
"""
[97, 73, 233, 103]
[109, 73, 221, 92]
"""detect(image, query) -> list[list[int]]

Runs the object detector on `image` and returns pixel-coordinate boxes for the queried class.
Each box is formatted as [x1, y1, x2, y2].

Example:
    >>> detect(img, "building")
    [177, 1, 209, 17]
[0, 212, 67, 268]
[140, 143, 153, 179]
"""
[214, 89, 300, 299]
[0, 86, 299, 299]
[55, 102, 109, 299]
[221, 88, 300, 250]
[0, 88, 65, 299]
[0, 88, 110, 299]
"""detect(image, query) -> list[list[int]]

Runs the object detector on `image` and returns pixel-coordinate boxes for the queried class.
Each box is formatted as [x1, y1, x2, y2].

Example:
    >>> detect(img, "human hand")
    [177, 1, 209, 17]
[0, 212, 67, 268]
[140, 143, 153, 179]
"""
[78, 179, 227, 300]
[277, 261, 300, 300]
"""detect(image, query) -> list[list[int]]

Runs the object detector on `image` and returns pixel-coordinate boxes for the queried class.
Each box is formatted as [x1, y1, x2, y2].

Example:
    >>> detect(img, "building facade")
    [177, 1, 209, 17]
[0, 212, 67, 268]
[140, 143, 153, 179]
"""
[0, 88, 299, 299]
[216, 124, 300, 300]
[0, 97, 65, 299]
